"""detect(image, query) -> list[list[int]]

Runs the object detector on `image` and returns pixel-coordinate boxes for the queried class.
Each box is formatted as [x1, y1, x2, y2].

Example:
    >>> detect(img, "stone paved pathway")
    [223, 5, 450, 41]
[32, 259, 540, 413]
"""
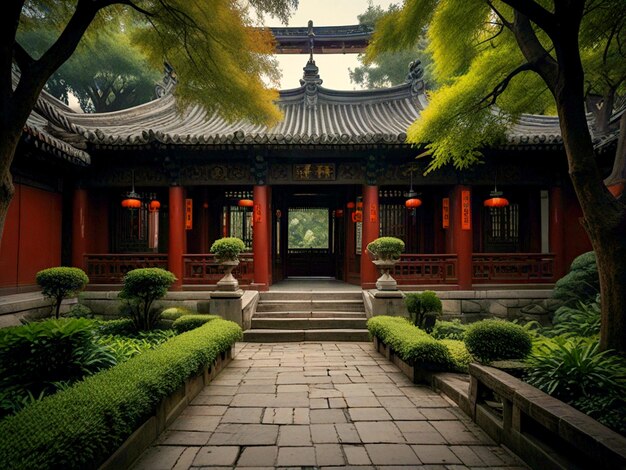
[133, 343, 528, 469]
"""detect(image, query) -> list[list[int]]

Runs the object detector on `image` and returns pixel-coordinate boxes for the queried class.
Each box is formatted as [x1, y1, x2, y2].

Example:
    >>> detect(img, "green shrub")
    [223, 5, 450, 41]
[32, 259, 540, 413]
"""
[405, 291, 442, 332]
[0, 318, 116, 417]
[172, 314, 219, 334]
[440, 339, 473, 372]
[64, 303, 93, 319]
[210, 237, 246, 261]
[36, 267, 89, 319]
[366, 237, 405, 260]
[573, 394, 626, 435]
[432, 320, 467, 340]
[464, 319, 532, 363]
[548, 296, 601, 338]
[0, 318, 242, 469]
[552, 251, 599, 306]
[367, 316, 451, 370]
[525, 338, 626, 402]
[161, 306, 195, 321]
[97, 329, 176, 363]
[96, 318, 135, 336]
[118, 268, 176, 331]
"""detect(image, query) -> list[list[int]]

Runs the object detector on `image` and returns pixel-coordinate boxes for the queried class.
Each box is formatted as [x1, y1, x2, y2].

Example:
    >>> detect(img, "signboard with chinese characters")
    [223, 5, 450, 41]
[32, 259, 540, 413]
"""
[254, 204, 262, 223]
[461, 191, 471, 230]
[369, 203, 378, 223]
[442, 198, 450, 229]
[293, 164, 336, 181]
[185, 199, 193, 230]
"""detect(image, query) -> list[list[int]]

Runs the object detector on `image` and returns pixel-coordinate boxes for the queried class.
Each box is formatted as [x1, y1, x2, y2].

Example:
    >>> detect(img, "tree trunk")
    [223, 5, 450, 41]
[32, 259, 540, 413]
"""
[554, 50, 626, 353]
[0, 126, 24, 249]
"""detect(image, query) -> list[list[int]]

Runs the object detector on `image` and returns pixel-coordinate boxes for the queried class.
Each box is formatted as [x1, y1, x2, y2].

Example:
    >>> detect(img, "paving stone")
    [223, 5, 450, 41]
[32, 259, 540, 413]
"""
[343, 445, 372, 465]
[344, 396, 381, 408]
[204, 385, 239, 395]
[328, 397, 348, 408]
[171, 447, 199, 470]
[315, 443, 345, 466]
[294, 407, 310, 424]
[310, 408, 348, 423]
[278, 425, 312, 446]
[262, 407, 294, 424]
[449, 445, 486, 466]
[377, 395, 416, 408]
[310, 387, 344, 398]
[354, 421, 404, 443]
[276, 446, 316, 466]
[191, 394, 234, 406]
[277, 384, 308, 393]
[184, 405, 228, 416]
[348, 407, 392, 421]
[192, 446, 240, 466]
[237, 384, 276, 394]
[430, 421, 483, 445]
[396, 421, 447, 445]
[386, 407, 426, 420]
[365, 443, 421, 465]
[236, 446, 278, 467]
[419, 408, 457, 420]
[158, 430, 211, 446]
[222, 407, 263, 423]
[411, 445, 463, 464]
[133, 445, 186, 470]
[310, 423, 338, 443]
[369, 384, 405, 396]
[169, 415, 221, 432]
[208, 424, 279, 445]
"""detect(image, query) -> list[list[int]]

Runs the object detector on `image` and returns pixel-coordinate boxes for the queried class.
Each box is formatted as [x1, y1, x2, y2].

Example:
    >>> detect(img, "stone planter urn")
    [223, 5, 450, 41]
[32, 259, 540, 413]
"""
[372, 258, 399, 291]
[216, 259, 240, 292]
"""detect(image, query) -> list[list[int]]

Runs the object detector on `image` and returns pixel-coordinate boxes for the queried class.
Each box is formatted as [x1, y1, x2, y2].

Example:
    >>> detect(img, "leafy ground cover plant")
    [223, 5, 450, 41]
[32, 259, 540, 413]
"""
[36, 267, 89, 319]
[0, 319, 242, 469]
[432, 319, 467, 340]
[548, 295, 601, 338]
[97, 329, 176, 363]
[464, 319, 532, 363]
[0, 318, 116, 417]
[118, 268, 176, 331]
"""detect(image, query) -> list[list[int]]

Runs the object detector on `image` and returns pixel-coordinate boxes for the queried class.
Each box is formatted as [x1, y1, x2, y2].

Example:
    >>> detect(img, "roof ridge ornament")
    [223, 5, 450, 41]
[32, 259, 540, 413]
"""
[406, 59, 425, 98]
[300, 20, 322, 110]
[155, 62, 177, 98]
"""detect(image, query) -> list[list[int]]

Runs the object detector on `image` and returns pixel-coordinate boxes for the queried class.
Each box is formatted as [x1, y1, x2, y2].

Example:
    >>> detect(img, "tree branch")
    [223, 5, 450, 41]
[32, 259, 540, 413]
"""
[484, 0, 512, 29]
[13, 42, 34, 72]
[478, 62, 533, 108]
[119, 0, 155, 17]
[499, 0, 556, 36]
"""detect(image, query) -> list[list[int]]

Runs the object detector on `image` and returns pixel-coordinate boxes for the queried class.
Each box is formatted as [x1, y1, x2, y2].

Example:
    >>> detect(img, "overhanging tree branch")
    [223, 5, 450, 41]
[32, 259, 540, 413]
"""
[478, 62, 533, 108]
[499, 0, 556, 36]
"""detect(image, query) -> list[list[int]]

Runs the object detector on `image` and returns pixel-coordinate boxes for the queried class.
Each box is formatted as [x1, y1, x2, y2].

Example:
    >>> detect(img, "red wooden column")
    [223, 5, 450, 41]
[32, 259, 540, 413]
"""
[360, 184, 379, 289]
[168, 186, 185, 290]
[452, 185, 473, 290]
[253, 185, 270, 291]
[549, 186, 566, 279]
[71, 188, 88, 270]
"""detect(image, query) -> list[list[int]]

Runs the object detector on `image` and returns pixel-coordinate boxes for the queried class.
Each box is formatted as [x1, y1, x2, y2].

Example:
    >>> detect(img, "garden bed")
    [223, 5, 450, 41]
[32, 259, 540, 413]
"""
[0, 318, 242, 470]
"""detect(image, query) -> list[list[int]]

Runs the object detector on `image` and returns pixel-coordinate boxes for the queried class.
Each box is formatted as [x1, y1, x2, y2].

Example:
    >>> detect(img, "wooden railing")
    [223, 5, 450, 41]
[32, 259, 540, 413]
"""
[84, 254, 168, 284]
[472, 253, 555, 283]
[183, 253, 254, 285]
[392, 254, 458, 284]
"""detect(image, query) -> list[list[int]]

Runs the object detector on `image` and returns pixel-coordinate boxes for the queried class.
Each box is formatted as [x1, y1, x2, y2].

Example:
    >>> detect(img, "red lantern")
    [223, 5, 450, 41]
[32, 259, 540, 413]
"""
[351, 211, 363, 223]
[121, 197, 141, 209]
[405, 198, 422, 208]
[484, 197, 509, 207]
[238, 199, 254, 207]
[346, 201, 356, 209]
[335, 209, 344, 218]
[149, 200, 161, 212]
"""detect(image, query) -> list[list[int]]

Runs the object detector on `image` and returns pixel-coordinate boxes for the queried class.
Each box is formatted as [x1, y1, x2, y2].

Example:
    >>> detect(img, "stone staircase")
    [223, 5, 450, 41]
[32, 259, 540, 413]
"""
[243, 291, 369, 342]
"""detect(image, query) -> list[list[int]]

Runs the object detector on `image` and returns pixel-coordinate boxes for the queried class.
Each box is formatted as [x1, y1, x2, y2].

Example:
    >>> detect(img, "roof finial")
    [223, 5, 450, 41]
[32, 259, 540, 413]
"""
[308, 20, 315, 62]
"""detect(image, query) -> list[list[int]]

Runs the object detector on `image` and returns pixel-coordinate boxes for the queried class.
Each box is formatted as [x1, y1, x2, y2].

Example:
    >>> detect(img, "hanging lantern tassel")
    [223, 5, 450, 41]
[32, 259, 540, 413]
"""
[121, 170, 141, 209]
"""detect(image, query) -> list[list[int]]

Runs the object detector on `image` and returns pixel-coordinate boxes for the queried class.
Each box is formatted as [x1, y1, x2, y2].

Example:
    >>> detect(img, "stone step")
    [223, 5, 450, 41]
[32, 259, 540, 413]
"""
[256, 299, 365, 312]
[251, 317, 367, 330]
[252, 311, 366, 319]
[259, 291, 363, 301]
[243, 328, 370, 342]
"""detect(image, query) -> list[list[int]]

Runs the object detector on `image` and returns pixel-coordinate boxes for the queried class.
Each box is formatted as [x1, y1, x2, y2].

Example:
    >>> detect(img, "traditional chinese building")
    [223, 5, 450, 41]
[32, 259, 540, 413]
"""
[3, 52, 619, 296]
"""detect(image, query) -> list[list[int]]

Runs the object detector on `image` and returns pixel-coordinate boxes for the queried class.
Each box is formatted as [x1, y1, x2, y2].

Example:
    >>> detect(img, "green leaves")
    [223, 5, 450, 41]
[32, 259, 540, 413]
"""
[366, 237, 405, 259]
[35, 267, 89, 318]
[172, 314, 219, 334]
[464, 319, 532, 363]
[210, 237, 246, 261]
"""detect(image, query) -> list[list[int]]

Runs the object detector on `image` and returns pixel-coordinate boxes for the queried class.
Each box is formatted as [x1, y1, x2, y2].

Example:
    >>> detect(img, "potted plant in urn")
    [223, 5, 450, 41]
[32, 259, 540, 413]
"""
[366, 237, 405, 290]
[210, 237, 246, 291]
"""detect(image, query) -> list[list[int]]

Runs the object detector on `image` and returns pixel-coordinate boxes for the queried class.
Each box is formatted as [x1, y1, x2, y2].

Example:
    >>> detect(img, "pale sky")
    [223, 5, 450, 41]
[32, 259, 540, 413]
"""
[266, 0, 397, 90]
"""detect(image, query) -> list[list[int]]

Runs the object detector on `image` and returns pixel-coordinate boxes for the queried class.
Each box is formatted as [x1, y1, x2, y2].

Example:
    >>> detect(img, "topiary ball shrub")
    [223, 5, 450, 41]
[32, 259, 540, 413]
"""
[432, 320, 467, 340]
[210, 237, 246, 262]
[36, 267, 89, 319]
[366, 237, 405, 260]
[464, 319, 532, 363]
[118, 268, 176, 331]
[172, 315, 219, 334]
[552, 251, 598, 307]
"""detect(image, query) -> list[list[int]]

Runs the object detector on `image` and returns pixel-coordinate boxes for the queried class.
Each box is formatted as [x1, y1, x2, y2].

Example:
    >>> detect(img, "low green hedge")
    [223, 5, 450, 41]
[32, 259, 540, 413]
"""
[440, 339, 473, 372]
[432, 320, 467, 340]
[464, 319, 532, 363]
[160, 306, 195, 322]
[0, 318, 242, 470]
[367, 316, 451, 370]
[172, 314, 219, 334]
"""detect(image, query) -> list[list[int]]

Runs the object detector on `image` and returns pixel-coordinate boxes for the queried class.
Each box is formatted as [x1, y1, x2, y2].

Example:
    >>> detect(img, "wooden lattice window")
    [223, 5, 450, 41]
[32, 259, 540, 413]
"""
[222, 191, 253, 249]
[485, 204, 519, 251]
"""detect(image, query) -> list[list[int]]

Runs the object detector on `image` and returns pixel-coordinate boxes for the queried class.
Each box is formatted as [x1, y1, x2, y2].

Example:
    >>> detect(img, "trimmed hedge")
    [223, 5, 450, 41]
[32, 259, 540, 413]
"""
[440, 339, 473, 372]
[160, 306, 195, 322]
[432, 320, 467, 340]
[367, 316, 451, 369]
[464, 319, 532, 363]
[172, 314, 219, 334]
[0, 318, 242, 470]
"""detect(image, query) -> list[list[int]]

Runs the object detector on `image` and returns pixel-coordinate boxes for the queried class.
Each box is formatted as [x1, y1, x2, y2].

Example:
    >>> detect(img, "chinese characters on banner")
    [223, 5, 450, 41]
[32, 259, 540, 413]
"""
[442, 198, 450, 229]
[461, 190, 471, 230]
[369, 203, 377, 223]
[185, 199, 193, 230]
[254, 204, 262, 223]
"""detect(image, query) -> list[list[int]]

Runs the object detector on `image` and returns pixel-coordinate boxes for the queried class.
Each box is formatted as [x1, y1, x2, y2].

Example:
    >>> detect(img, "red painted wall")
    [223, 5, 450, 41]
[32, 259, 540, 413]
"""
[0, 184, 62, 291]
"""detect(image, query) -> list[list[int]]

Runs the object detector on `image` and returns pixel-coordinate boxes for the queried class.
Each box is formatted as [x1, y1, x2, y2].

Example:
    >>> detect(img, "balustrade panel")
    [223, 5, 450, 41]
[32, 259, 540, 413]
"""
[84, 254, 168, 284]
[183, 253, 254, 285]
[392, 254, 458, 284]
[472, 253, 555, 283]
